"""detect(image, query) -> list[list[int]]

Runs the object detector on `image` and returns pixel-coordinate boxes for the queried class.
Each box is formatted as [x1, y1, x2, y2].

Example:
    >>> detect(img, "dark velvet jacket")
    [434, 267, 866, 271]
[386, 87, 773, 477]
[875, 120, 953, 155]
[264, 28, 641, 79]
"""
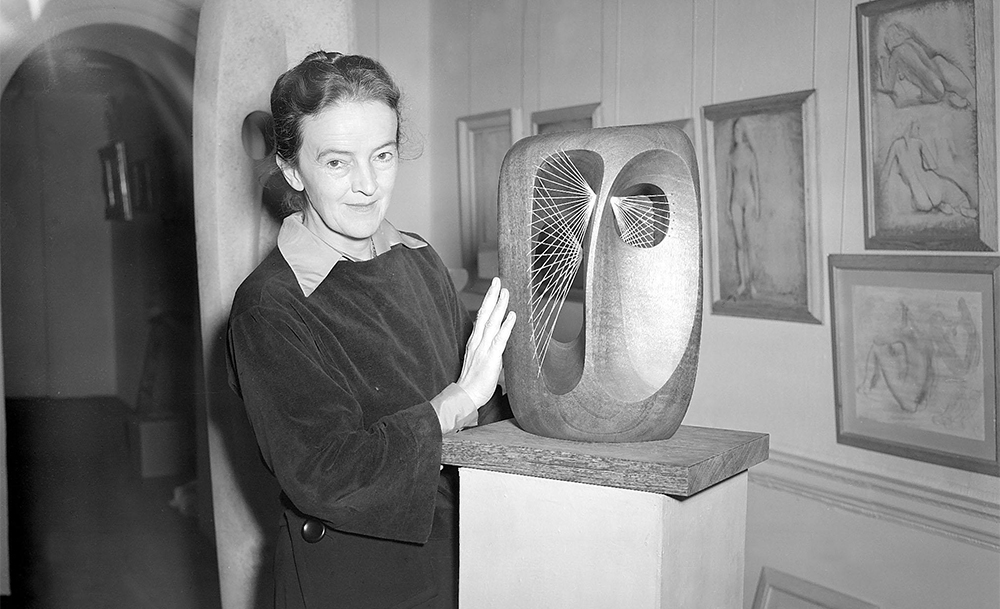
[227, 234, 472, 544]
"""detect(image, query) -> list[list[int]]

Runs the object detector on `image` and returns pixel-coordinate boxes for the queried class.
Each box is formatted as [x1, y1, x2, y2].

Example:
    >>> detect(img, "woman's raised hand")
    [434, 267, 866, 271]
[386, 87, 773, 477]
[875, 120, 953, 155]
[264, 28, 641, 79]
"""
[457, 277, 516, 407]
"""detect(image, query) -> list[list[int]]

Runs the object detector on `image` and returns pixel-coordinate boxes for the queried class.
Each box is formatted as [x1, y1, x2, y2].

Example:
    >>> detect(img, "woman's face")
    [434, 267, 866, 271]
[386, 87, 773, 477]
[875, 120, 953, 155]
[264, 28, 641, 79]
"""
[278, 100, 398, 245]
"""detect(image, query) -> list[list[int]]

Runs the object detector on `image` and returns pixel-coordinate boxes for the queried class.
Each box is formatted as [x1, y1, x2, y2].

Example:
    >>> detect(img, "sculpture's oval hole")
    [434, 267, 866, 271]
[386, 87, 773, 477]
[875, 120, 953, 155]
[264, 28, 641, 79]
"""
[607, 149, 676, 249]
[241, 110, 274, 160]
[609, 183, 670, 248]
[529, 149, 603, 394]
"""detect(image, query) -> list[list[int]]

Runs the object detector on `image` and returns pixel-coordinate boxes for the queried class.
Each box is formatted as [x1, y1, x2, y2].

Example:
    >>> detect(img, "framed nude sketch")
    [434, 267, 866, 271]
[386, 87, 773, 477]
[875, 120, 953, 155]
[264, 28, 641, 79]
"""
[703, 90, 822, 324]
[857, 0, 997, 251]
[457, 109, 522, 288]
[829, 254, 999, 475]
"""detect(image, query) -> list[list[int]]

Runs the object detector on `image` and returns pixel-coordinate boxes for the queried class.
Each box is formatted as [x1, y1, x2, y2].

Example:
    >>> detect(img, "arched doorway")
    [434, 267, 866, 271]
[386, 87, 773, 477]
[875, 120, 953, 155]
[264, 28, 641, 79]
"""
[1, 24, 218, 605]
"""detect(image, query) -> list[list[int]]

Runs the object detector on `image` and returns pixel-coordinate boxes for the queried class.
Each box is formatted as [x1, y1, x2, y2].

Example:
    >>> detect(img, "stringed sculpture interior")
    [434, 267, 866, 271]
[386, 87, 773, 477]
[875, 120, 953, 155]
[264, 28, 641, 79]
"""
[499, 124, 703, 442]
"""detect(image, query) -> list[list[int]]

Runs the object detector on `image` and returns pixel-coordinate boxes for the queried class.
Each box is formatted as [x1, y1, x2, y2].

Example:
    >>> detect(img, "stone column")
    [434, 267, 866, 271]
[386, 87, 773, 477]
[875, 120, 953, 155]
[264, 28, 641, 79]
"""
[192, 1, 354, 606]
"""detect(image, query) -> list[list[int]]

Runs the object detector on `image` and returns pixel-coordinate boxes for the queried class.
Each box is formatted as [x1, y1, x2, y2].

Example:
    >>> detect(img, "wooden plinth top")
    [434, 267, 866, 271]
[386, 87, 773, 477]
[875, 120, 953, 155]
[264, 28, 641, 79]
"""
[442, 419, 768, 497]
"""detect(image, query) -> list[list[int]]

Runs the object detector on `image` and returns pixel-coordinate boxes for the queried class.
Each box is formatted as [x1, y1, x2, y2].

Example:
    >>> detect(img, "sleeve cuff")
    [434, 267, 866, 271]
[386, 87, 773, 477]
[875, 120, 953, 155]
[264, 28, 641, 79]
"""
[431, 383, 477, 434]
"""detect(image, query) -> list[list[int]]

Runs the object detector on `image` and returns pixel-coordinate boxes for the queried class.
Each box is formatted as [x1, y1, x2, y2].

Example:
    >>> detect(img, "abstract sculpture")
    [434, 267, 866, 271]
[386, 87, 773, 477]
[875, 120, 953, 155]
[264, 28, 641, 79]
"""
[499, 124, 703, 442]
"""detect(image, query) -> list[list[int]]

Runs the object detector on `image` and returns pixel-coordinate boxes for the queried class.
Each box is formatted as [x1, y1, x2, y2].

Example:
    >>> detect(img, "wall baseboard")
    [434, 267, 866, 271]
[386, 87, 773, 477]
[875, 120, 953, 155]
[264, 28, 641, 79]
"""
[750, 450, 1000, 551]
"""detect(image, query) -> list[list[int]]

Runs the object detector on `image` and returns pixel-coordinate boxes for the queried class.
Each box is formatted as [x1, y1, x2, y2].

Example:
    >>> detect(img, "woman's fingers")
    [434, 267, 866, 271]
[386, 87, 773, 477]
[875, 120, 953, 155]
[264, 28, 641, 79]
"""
[494, 310, 516, 350]
[458, 278, 517, 406]
[467, 277, 501, 349]
[484, 286, 510, 336]
[469, 277, 506, 347]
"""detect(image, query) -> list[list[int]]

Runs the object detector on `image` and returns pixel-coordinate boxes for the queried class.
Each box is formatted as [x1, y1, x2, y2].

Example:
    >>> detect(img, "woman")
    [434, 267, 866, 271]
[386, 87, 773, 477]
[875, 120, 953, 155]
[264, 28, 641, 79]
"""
[227, 51, 515, 608]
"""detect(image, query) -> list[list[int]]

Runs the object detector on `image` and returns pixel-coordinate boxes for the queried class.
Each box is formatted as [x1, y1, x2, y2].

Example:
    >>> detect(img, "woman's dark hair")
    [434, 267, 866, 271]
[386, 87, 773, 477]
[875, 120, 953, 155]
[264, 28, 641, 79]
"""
[269, 51, 402, 214]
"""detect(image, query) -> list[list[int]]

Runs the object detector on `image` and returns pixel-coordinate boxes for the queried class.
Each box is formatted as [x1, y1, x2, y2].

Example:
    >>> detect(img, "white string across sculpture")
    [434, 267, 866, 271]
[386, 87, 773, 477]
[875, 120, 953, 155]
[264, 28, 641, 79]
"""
[529, 150, 597, 369]
[529, 151, 675, 370]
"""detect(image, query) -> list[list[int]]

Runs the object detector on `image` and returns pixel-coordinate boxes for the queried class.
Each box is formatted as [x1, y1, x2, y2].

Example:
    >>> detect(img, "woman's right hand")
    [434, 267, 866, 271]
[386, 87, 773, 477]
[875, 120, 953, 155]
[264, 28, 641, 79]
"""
[457, 277, 516, 407]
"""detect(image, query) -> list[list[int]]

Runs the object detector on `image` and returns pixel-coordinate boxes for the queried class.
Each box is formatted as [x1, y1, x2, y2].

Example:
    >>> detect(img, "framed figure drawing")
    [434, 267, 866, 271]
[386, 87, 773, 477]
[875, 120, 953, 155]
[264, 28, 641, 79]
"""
[457, 109, 522, 288]
[703, 90, 822, 324]
[829, 254, 999, 475]
[857, 0, 997, 251]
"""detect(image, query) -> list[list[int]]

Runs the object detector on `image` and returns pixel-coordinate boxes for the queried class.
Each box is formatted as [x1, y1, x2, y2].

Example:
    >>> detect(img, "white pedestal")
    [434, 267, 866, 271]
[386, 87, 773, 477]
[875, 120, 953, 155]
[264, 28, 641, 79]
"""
[459, 468, 747, 609]
[442, 420, 767, 609]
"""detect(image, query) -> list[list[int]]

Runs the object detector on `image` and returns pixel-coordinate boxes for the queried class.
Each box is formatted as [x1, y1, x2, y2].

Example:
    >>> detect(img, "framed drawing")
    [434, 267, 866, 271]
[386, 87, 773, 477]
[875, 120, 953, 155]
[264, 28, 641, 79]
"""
[702, 90, 822, 324]
[457, 109, 523, 288]
[857, 0, 997, 251]
[829, 254, 999, 475]
[531, 102, 600, 135]
[752, 567, 880, 609]
[99, 140, 133, 222]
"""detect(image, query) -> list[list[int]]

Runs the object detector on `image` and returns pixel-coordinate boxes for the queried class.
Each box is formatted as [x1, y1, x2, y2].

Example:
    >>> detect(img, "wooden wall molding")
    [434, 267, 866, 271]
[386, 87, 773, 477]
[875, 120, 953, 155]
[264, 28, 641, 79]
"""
[750, 450, 1000, 551]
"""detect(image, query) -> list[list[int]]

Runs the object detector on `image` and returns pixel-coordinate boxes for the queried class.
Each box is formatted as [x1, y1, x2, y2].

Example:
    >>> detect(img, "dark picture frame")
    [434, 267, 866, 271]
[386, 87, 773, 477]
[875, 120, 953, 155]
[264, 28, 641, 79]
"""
[829, 254, 999, 475]
[100, 140, 133, 222]
[703, 90, 823, 324]
[857, 0, 997, 251]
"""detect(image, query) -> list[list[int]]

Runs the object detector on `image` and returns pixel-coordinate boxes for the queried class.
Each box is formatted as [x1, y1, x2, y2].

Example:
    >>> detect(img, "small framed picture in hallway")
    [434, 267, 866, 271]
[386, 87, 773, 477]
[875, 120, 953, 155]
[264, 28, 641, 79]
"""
[856, 0, 997, 251]
[99, 140, 133, 222]
[702, 90, 822, 324]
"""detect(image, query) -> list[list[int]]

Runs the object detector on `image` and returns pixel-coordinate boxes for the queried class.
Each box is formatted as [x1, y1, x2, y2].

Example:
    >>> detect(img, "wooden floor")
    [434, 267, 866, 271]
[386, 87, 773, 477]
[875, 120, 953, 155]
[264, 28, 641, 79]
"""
[5, 397, 221, 608]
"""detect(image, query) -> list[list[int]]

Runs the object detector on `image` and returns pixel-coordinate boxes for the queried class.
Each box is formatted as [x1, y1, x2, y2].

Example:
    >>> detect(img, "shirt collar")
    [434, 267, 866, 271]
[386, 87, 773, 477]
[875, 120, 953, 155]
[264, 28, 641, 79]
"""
[277, 212, 427, 297]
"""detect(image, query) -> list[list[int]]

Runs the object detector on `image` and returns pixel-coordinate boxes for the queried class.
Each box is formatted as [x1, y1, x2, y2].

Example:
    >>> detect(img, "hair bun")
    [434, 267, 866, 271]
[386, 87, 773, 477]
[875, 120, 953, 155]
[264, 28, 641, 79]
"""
[304, 50, 342, 64]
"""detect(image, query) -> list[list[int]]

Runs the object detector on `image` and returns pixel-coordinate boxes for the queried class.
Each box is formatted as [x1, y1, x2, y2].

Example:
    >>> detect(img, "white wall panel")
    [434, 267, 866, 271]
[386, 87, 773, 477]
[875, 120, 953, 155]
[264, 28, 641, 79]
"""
[814, 0, 854, 274]
[711, 0, 815, 103]
[616, 0, 695, 126]
[376, 0, 435, 243]
[747, 477, 1000, 609]
[427, 0, 473, 267]
[470, 0, 524, 113]
[535, 0, 604, 114]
